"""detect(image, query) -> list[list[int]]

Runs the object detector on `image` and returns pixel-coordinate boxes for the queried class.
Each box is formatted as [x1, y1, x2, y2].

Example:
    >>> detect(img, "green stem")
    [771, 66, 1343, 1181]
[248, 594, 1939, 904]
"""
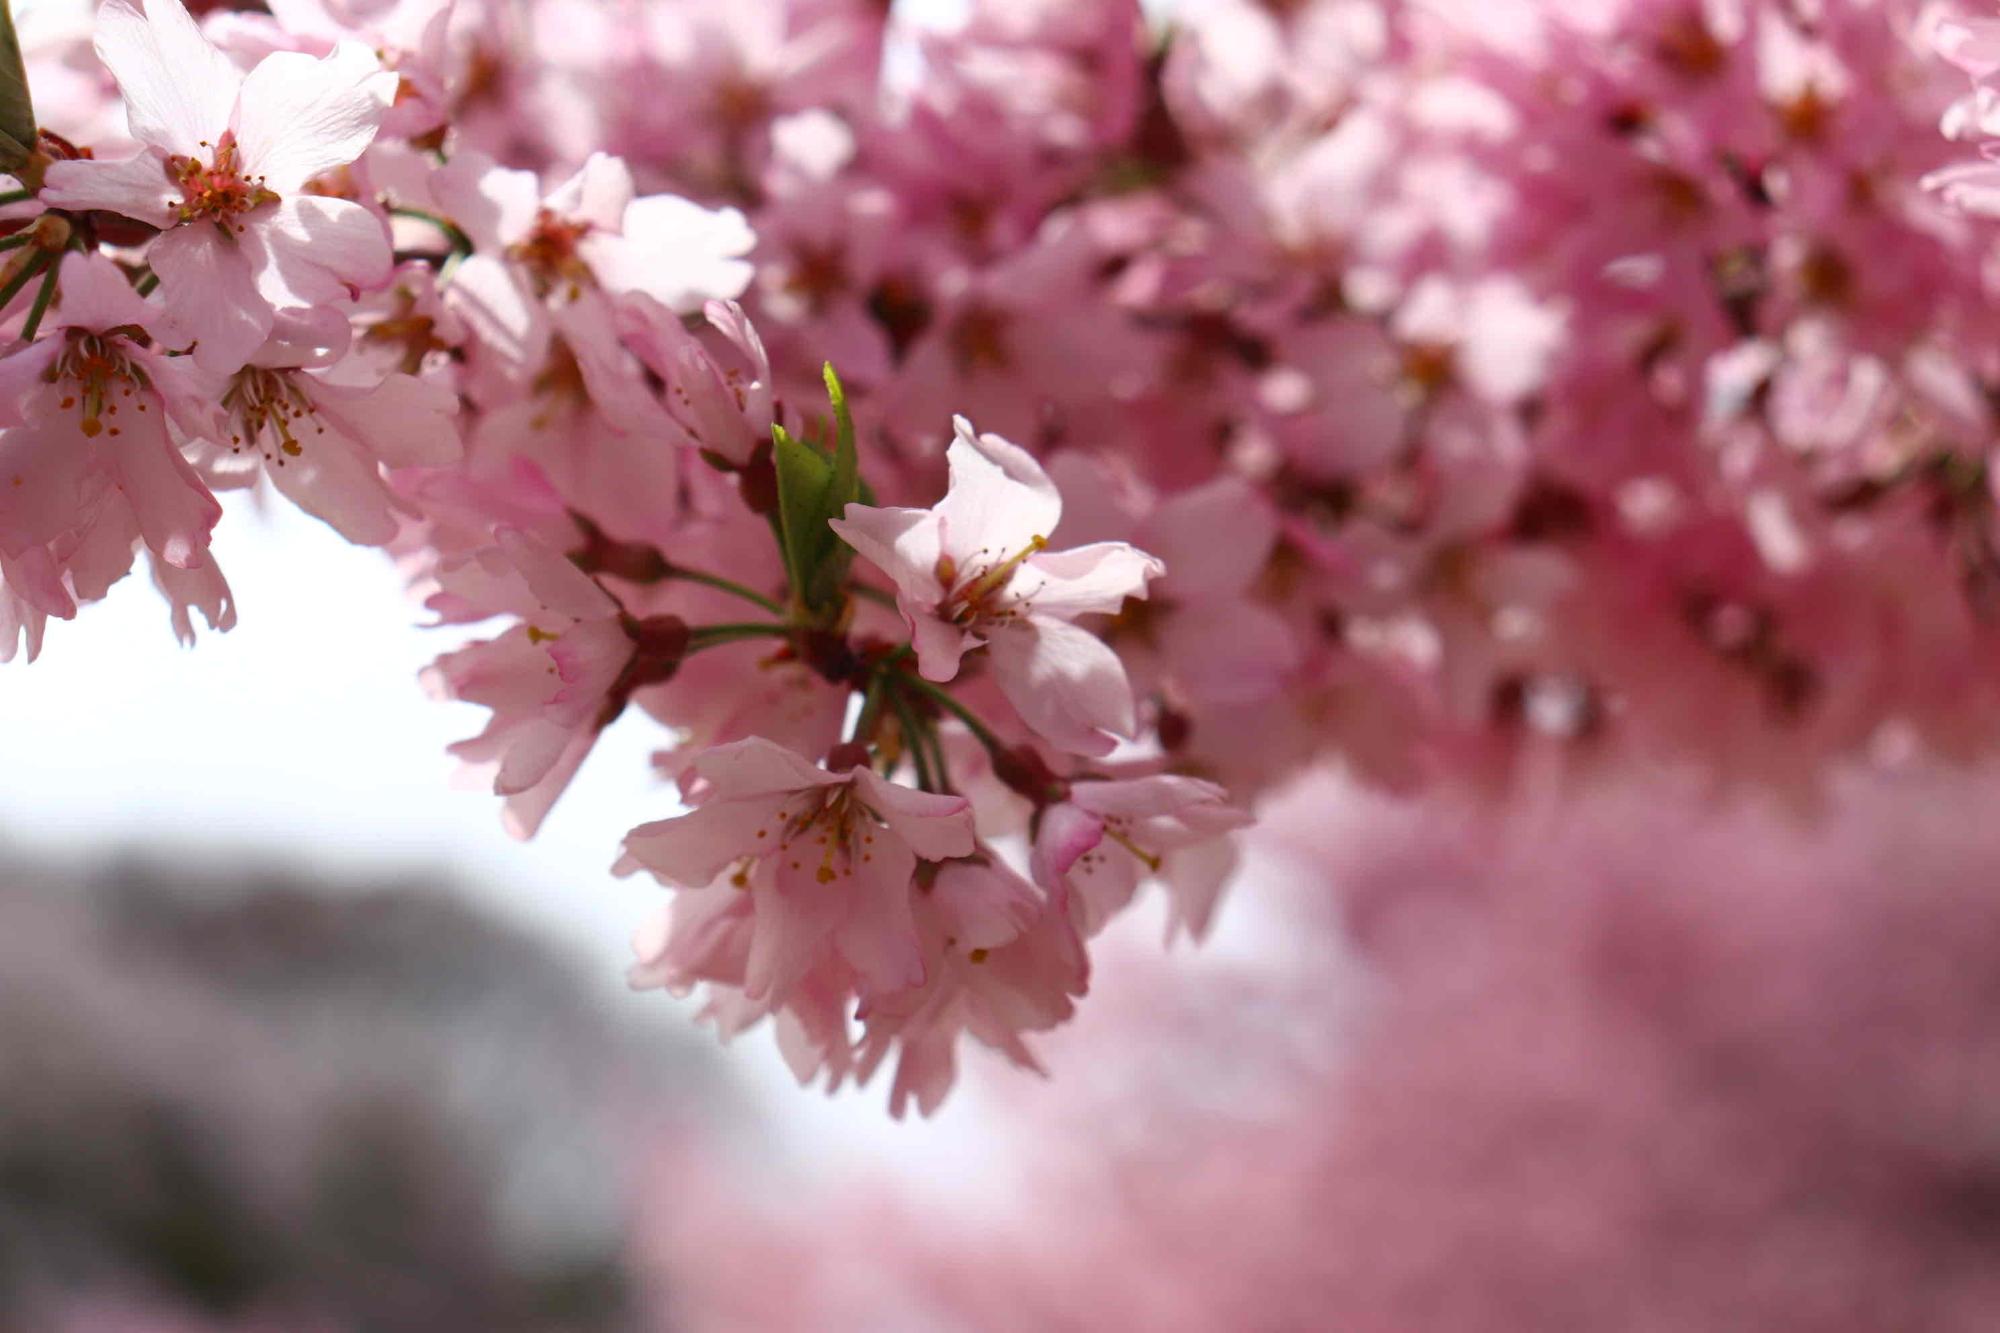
[19, 261, 58, 340]
[853, 671, 888, 747]
[898, 673, 1006, 755]
[918, 709, 953, 793]
[389, 207, 474, 256]
[0, 251, 51, 314]
[889, 689, 938, 792]
[0, 188, 34, 206]
[687, 622, 793, 648]
[134, 269, 159, 297]
[0, 232, 31, 254]
[669, 565, 784, 616]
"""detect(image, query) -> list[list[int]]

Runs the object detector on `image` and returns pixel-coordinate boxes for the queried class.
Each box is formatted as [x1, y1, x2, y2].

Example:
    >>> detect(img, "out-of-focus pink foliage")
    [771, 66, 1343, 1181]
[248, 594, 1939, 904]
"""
[639, 768, 2000, 1330]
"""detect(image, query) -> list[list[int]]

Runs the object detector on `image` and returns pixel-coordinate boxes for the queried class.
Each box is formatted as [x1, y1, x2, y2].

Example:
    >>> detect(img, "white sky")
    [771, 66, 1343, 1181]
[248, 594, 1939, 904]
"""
[0, 492, 1012, 1174]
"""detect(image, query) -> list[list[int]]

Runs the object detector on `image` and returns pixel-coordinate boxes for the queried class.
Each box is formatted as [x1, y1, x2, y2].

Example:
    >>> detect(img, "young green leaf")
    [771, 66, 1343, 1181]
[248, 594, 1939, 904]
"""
[0, 2, 37, 176]
[772, 422, 836, 609]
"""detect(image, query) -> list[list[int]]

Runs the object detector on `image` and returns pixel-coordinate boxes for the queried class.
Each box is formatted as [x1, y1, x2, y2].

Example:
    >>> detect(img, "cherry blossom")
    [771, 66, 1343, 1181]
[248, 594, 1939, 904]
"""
[832, 416, 1163, 756]
[619, 738, 977, 1004]
[421, 526, 653, 840]
[40, 0, 398, 372]
[1031, 773, 1251, 940]
[193, 313, 462, 545]
[0, 253, 219, 574]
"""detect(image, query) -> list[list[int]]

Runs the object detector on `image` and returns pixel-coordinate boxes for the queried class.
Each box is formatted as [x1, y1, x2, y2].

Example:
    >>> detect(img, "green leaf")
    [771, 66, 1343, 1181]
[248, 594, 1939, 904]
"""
[0, 2, 37, 177]
[772, 423, 836, 610]
[825, 362, 857, 496]
[769, 367, 874, 617]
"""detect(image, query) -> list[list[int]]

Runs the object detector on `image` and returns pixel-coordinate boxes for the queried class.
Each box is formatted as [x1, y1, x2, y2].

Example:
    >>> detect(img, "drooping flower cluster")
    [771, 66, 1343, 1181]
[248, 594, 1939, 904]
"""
[8, 0, 2000, 1110]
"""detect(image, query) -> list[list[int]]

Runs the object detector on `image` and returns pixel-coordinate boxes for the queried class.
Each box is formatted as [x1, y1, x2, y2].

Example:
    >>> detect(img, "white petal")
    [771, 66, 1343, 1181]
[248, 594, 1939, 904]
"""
[580, 193, 754, 312]
[95, 0, 242, 155]
[935, 417, 1062, 566]
[546, 152, 633, 232]
[986, 617, 1138, 757]
[248, 195, 393, 307]
[429, 151, 540, 250]
[1010, 541, 1162, 621]
[231, 42, 395, 194]
[39, 151, 176, 228]
[148, 225, 273, 374]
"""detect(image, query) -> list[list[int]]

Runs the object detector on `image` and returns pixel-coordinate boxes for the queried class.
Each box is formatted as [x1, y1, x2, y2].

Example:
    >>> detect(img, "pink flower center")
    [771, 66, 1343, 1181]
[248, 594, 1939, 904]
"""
[1072, 813, 1161, 877]
[753, 786, 883, 887]
[509, 209, 595, 298]
[221, 367, 325, 467]
[44, 330, 152, 439]
[937, 535, 1048, 627]
[164, 133, 279, 234]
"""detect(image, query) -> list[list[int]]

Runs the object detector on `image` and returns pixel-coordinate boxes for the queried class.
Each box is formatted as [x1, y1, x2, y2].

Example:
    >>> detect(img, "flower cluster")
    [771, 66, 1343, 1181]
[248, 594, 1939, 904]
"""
[8, 0, 2000, 1109]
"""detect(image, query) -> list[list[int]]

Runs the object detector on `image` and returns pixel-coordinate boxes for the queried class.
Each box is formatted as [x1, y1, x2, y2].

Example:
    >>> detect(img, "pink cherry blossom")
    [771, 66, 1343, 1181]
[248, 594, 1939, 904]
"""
[852, 857, 1088, 1118]
[620, 296, 775, 470]
[0, 252, 220, 573]
[832, 416, 1162, 755]
[421, 526, 645, 839]
[619, 738, 977, 1004]
[41, 0, 397, 372]
[195, 312, 462, 545]
[1031, 773, 1251, 940]
[432, 150, 754, 329]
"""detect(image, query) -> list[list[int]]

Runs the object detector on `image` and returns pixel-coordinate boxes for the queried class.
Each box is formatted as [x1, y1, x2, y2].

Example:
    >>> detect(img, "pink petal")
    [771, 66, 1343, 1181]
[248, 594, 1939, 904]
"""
[314, 371, 461, 468]
[499, 730, 592, 840]
[546, 152, 634, 232]
[829, 504, 945, 607]
[1030, 801, 1104, 888]
[544, 619, 631, 726]
[39, 151, 176, 229]
[442, 252, 546, 366]
[231, 42, 395, 194]
[492, 526, 619, 620]
[0, 424, 103, 556]
[429, 152, 541, 251]
[264, 415, 399, 544]
[621, 796, 790, 888]
[1073, 774, 1238, 823]
[94, 0, 243, 155]
[936, 416, 1063, 564]
[744, 869, 844, 1003]
[0, 341, 62, 427]
[1156, 601, 1301, 706]
[910, 611, 979, 684]
[931, 860, 1041, 951]
[54, 252, 166, 337]
[691, 737, 844, 800]
[582, 193, 754, 312]
[1012, 541, 1162, 620]
[250, 196, 393, 307]
[150, 548, 235, 645]
[834, 837, 925, 993]
[1142, 476, 1278, 600]
[987, 616, 1138, 756]
[108, 415, 222, 568]
[552, 296, 674, 436]
[851, 767, 976, 860]
[149, 225, 273, 374]
[1160, 835, 1238, 945]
